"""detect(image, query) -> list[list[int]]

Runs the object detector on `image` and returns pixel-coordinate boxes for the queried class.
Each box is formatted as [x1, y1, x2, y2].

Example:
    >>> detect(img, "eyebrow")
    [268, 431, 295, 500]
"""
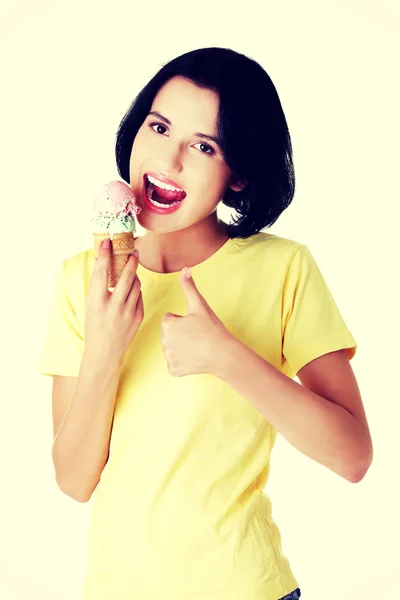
[148, 111, 222, 147]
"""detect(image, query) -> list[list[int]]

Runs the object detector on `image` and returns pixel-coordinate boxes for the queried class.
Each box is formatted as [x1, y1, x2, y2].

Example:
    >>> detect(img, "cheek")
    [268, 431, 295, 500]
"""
[128, 142, 138, 171]
[129, 134, 148, 175]
[130, 132, 143, 158]
[188, 168, 226, 204]
[205, 171, 229, 199]
[130, 127, 149, 155]
[197, 162, 225, 187]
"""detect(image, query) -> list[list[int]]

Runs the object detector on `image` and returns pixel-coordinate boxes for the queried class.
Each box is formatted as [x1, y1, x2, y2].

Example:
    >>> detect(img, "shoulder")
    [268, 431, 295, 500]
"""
[57, 247, 96, 290]
[232, 231, 306, 265]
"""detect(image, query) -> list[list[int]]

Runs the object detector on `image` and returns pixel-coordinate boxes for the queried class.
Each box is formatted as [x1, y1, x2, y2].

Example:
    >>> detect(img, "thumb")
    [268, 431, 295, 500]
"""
[180, 267, 207, 314]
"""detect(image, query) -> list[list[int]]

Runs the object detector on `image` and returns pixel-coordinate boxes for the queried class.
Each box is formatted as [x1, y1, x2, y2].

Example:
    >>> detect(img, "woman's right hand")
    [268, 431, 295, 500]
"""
[84, 239, 144, 367]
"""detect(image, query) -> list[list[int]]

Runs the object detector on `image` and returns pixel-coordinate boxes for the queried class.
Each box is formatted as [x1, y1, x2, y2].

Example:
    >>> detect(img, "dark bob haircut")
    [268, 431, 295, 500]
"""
[115, 47, 295, 239]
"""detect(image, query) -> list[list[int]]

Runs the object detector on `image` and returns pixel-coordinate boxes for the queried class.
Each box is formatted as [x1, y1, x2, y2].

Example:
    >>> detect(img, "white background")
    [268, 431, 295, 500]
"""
[1, 0, 399, 598]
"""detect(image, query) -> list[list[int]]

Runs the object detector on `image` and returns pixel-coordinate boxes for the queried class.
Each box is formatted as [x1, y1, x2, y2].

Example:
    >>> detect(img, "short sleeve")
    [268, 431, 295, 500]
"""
[37, 260, 84, 378]
[282, 245, 357, 376]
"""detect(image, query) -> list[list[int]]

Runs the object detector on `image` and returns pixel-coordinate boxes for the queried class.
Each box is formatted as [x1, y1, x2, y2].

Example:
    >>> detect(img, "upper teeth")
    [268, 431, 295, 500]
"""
[147, 174, 183, 192]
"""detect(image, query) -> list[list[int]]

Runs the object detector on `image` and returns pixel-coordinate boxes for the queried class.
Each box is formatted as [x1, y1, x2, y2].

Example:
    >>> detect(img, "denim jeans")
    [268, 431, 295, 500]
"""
[278, 588, 301, 600]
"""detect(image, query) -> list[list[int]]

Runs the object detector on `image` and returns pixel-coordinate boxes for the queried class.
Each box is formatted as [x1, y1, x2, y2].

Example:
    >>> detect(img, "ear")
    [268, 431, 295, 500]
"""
[228, 175, 248, 193]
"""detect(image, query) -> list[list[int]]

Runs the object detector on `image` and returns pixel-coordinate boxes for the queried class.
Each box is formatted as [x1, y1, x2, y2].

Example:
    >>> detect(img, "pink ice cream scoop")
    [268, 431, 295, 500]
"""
[93, 181, 142, 220]
[91, 181, 142, 289]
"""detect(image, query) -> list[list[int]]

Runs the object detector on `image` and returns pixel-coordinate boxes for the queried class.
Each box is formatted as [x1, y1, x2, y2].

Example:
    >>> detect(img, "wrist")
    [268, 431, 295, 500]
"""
[212, 333, 242, 381]
[82, 346, 124, 376]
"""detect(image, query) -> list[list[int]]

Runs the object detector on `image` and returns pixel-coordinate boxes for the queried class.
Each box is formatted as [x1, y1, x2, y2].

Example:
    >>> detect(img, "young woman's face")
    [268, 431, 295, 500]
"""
[129, 76, 243, 234]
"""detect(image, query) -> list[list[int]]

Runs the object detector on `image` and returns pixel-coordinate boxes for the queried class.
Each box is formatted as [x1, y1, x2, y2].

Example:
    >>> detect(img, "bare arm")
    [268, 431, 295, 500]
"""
[49, 239, 143, 503]
[214, 339, 372, 483]
[52, 350, 123, 502]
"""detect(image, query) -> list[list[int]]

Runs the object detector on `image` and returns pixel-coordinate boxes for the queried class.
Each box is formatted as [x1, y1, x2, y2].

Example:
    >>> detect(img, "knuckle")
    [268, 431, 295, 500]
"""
[124, 271, 134, 285]
[129, 280, 138, 294]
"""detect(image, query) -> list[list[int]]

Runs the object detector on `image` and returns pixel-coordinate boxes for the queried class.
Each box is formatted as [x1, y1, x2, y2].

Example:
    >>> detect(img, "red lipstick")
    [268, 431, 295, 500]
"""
[142, 175, 185, 215]
[146, 172, 185, 192]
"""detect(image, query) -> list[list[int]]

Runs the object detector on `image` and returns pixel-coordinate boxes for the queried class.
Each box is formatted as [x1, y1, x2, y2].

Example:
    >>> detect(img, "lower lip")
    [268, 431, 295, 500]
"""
[142, 177, 185, 215]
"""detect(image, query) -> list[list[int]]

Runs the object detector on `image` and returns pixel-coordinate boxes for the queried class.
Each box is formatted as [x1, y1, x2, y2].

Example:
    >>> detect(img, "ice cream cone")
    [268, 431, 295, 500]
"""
[93, 232, 135, 289]
[91, 180, 141, 289]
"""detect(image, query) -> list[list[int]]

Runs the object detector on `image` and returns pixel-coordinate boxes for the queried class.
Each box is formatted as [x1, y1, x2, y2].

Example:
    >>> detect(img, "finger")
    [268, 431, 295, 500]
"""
[112, 250, 140, 304]
[93, 238, 112, 299]
[130, 288, 144, 325]
[126, 278, 142, 315]
[137, 289, 144, 319]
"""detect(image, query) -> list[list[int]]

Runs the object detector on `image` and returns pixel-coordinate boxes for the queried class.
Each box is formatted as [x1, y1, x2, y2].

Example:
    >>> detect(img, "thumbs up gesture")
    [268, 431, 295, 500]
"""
[160, 267, 233, 377]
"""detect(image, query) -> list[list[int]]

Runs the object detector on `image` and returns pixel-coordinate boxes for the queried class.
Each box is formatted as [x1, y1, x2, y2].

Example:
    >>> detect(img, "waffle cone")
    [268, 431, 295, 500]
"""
[93, 232, 135, 289]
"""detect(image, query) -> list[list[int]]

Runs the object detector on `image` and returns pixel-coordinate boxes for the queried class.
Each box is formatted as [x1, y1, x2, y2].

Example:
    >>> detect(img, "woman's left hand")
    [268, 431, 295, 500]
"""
[160, 267, 233, 377]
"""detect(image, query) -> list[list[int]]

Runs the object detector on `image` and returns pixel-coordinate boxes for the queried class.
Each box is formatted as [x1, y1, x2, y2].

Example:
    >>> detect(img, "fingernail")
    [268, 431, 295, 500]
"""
[133, 249, 140, 257]
[186, 267, 192, 279]
[103, 238, 110, 248]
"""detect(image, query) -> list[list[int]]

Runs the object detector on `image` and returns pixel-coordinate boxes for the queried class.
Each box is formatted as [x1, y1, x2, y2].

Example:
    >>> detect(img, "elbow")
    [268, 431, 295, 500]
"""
[62, 486, 92, 503]
[71, 489, 92, 503]
[75, 494, 91, 503]
[56, 477, 92, 503]
[348, 445, 374, 484]
[348, 466, 370, 484]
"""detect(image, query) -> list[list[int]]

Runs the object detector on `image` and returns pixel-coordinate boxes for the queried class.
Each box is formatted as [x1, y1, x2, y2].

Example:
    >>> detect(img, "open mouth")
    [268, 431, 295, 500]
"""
[144, 174, 186, 209]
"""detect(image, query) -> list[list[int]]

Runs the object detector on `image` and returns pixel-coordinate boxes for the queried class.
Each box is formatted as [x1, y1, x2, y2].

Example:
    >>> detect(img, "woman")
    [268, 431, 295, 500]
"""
[39, 46, 373, 600]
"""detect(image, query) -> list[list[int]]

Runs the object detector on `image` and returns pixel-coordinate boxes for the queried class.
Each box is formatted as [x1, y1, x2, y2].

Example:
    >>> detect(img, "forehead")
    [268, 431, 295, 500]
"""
[151, 76, 220, 126]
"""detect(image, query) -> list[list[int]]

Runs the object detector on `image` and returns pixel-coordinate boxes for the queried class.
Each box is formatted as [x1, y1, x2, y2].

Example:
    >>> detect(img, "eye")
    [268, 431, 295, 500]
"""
[194, 142, 215, 156]
[150, 122, 168, 136]
[148, 121, 215, 156]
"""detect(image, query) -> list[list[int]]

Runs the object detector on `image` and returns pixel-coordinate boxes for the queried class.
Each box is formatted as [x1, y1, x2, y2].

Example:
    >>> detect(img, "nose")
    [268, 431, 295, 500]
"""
[158, 142, 184, 174]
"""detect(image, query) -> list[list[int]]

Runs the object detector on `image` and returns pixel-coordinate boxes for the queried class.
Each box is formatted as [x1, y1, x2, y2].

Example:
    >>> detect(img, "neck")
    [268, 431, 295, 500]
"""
[135, 215, 229, 274]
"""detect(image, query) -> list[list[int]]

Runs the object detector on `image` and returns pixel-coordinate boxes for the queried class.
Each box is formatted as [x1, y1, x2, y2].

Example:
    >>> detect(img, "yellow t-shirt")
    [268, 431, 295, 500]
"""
[38, 232, 357, 600]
